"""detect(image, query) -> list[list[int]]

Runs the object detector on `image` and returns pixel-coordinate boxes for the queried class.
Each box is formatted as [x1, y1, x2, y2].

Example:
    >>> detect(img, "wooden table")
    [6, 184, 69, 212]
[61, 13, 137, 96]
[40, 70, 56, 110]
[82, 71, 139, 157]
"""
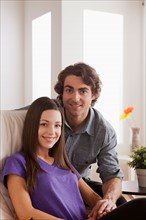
[122, 180, 146, 199]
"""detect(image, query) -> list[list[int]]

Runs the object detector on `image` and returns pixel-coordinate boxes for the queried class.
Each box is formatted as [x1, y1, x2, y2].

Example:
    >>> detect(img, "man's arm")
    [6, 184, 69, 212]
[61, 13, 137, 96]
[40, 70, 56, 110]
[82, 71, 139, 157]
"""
[102, 177, 122, 204]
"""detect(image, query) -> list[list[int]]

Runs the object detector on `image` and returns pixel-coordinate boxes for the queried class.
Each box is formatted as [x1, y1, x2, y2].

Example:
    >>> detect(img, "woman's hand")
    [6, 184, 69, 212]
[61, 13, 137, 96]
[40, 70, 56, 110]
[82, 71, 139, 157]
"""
[87, 198, 116, 220]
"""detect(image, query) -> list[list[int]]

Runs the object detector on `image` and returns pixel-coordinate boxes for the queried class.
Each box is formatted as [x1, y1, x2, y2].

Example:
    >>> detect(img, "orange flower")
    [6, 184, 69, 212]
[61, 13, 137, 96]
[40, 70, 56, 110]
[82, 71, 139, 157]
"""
[124, 106, 134, 114]
[120, 106, 134, 120]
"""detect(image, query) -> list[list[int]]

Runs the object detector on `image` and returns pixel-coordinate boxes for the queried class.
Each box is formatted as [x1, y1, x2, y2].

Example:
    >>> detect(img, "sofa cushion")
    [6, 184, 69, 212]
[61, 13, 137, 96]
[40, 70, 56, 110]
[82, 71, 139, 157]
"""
[0, 180, 16, 220]
[0, 110, 27, 219]
[0, 110, 27, 171]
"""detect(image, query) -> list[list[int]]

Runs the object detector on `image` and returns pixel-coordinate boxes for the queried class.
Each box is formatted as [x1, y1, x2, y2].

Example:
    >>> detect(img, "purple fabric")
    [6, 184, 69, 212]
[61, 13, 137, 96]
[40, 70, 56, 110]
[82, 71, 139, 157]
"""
[2, 152, 86, 220]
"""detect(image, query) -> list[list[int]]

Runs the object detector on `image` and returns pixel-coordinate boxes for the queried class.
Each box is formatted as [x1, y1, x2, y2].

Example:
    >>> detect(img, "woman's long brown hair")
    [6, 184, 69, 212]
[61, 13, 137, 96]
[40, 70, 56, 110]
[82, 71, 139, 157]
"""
[21, 97, 76, 192]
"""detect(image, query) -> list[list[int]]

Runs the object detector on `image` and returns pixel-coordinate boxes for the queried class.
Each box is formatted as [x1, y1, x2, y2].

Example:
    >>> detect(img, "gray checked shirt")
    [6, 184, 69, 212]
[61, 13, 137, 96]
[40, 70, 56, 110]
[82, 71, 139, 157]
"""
[64, 107, 124, 183]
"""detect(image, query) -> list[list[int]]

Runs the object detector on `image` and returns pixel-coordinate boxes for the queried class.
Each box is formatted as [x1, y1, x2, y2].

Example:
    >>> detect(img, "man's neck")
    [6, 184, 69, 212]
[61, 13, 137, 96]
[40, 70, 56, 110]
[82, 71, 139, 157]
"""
[65, 111, 88, 132]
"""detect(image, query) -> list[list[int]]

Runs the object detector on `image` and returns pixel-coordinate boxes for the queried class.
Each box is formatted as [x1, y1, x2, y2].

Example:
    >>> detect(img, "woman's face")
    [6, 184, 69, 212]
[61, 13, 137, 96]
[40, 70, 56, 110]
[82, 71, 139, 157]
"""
[38, 109, 62, 151]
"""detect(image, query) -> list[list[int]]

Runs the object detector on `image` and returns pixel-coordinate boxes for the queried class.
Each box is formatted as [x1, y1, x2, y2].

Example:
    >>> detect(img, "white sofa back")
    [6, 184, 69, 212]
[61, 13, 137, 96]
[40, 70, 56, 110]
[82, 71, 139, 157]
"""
[0, 110, 27, 219]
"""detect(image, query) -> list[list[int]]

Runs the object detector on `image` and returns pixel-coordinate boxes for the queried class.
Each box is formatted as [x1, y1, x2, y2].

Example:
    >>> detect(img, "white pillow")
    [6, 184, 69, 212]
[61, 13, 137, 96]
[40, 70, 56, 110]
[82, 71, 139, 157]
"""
[0, 110, 27, 220]
[0, 110, 27, 171]
[0, 180, 16, 220]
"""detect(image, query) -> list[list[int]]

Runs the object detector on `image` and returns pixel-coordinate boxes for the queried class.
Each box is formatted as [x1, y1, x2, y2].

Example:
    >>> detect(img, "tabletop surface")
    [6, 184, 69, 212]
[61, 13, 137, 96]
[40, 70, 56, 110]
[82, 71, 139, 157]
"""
[122, 181, 146, 195]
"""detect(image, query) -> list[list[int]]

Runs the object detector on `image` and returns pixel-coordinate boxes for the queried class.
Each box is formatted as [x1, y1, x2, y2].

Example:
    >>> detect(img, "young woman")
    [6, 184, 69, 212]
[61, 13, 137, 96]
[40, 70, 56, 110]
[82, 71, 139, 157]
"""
[2, 97, 146, 220]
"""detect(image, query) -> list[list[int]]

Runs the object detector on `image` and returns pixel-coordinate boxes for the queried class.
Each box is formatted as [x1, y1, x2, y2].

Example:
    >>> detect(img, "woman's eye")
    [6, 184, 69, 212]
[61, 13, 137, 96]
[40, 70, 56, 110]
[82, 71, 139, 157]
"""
[40, 123, 47, 127]
[55, 124, 61, 128]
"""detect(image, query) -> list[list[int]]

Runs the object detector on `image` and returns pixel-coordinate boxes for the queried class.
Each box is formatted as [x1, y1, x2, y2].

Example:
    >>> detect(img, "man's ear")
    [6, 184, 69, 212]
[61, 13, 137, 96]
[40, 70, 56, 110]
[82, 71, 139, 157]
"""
[92, 94, 96, 100]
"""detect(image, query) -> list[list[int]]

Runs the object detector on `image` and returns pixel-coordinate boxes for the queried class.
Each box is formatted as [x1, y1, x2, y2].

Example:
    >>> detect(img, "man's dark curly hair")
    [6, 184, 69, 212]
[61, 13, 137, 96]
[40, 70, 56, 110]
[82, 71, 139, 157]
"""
[54, 62, 102, 106]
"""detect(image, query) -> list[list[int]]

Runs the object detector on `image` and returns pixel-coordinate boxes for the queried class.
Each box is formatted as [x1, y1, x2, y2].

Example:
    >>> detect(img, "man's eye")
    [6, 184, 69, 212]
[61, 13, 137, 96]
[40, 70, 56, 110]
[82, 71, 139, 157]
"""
[80, 89, 87, 94]
[65, 88, 72, 93]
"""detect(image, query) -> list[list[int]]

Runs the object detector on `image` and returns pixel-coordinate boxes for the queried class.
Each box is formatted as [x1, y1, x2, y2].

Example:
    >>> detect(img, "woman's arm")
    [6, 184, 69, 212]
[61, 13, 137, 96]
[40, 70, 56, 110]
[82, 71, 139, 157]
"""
[79, 178, 116, 219]
[78, 178, 102, 207]
[7, 175, 63, 220]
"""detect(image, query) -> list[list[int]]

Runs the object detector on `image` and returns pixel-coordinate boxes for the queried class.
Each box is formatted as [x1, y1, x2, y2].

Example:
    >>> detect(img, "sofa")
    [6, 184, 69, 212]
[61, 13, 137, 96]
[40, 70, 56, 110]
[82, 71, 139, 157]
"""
[0, 109, 134, 219]
[0, 109, 101, 219]
[0, 110, 27, 219]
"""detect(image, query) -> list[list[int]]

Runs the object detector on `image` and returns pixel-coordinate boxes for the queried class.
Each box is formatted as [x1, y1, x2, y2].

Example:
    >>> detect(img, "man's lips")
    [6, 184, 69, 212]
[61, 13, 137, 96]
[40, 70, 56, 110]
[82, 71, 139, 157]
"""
[69, 103, 82, 108]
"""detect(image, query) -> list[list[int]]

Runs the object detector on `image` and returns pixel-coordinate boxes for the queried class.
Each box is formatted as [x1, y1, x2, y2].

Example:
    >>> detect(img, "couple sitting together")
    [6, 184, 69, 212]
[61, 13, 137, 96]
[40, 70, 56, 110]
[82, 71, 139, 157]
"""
[2, 63, 146, 219]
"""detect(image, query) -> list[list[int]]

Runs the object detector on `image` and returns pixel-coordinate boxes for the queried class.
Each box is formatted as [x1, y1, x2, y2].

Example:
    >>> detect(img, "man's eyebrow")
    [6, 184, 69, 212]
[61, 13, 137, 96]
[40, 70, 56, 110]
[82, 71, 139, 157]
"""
[64, 85, 73, 88]
[64, 85, 89, 90]
[79, 87, 89, 90]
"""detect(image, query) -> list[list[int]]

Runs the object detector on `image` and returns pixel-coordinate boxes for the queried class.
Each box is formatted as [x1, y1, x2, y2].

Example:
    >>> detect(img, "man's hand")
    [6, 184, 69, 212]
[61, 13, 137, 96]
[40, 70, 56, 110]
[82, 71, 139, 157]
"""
[102, 178, 122, 204]
[87, 198, 116, 220]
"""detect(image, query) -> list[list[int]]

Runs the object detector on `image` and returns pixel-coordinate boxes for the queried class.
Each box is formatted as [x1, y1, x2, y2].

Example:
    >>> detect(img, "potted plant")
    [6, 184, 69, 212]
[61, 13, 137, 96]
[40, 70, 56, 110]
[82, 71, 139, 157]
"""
[128, 146, 146, 187]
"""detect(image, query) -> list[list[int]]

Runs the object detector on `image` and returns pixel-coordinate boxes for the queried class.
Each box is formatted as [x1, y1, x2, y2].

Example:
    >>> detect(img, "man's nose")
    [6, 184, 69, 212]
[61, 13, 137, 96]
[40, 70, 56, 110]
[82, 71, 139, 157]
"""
[71, 92, 80, 102]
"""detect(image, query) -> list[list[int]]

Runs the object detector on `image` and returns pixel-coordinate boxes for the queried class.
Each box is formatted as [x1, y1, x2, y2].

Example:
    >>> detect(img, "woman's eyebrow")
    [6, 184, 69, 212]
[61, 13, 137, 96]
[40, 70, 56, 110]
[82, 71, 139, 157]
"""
[40, 119, 62, 124]
[40, 119, 48, 122]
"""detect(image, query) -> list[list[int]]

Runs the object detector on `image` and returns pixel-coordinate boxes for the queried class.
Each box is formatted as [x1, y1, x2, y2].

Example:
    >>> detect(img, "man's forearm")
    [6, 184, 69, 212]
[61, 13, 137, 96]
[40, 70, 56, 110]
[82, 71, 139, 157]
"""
[102, 178, 122, 203]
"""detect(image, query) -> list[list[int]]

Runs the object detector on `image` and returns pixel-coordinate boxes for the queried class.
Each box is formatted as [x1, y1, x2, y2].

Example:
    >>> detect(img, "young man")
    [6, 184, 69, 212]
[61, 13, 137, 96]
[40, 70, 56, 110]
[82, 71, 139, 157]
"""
[54, 62, 126, 206]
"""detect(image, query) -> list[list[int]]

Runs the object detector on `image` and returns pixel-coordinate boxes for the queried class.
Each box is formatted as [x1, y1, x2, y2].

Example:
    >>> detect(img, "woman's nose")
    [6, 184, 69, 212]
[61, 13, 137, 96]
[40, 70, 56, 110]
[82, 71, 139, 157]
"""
[47, 126, 54, 134]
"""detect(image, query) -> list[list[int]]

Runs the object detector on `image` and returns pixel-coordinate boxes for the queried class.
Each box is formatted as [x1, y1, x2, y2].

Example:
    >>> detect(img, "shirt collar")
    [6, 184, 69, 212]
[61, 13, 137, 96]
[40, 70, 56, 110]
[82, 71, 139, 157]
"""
[64, 107, 95, 136]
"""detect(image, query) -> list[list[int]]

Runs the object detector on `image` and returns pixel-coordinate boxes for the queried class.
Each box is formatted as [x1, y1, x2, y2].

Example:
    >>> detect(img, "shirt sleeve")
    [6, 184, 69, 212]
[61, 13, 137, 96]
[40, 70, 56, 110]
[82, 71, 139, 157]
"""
[97, 122, 124, 183]
[2, 153, 27, 188]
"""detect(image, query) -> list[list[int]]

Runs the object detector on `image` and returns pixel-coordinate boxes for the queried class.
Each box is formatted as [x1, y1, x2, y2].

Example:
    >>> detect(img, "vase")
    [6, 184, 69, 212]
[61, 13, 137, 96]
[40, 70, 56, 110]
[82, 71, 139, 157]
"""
[136, 169, 146, 188]
[130, 127, 140, 151]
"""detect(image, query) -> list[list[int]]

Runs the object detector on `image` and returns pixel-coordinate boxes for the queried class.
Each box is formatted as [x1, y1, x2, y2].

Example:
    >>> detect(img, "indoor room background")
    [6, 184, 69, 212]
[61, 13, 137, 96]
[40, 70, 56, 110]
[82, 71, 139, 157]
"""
[1, 0, 146, 157]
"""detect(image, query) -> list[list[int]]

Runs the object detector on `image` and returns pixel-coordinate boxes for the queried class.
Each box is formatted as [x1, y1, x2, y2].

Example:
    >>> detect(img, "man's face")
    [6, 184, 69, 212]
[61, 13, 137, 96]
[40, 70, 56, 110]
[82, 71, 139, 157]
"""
[62, 75, 95, 118]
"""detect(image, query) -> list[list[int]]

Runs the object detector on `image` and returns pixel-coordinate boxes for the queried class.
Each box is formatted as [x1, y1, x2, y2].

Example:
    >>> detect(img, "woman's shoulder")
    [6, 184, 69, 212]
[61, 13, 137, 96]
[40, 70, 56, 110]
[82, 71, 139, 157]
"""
[2, 152, 27, 187]
[8, 152, 24, 160]
[5, 152, 25, 165]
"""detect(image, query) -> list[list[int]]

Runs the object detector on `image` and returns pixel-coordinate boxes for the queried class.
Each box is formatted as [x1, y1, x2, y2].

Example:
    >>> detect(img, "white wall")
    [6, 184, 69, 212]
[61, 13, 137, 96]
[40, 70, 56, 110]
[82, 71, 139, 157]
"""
[24, 0, 62, 104]
[1, 1, 24, 109]
[144, 0, 146, 146]
[1, 0, 61, 109]
[61, 0, 145, 154]
[1, 0, 145, 154]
